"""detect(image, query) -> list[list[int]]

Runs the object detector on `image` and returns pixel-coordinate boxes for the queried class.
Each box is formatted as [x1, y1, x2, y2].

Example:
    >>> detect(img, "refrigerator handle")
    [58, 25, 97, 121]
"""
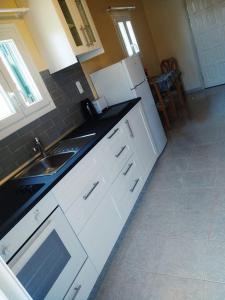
[130, 79, 146, 91]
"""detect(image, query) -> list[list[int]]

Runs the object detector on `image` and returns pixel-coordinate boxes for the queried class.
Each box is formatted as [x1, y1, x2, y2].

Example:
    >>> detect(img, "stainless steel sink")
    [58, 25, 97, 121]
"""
[17, 152, 75, 178]
[17, 132, 96, 179]
[51, 133, 96, 155]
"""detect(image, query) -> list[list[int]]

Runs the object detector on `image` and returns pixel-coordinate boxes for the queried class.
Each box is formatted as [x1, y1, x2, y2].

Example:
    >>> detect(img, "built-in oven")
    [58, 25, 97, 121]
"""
[8, 206, 87, 300]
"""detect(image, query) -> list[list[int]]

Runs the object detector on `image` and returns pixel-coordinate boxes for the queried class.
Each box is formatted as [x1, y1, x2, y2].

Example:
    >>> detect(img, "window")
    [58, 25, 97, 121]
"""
[0, 40, 42, 107]
[0, 24, 55, 140]
[112, 13, 140, 57]
[0, 76, 16, 121]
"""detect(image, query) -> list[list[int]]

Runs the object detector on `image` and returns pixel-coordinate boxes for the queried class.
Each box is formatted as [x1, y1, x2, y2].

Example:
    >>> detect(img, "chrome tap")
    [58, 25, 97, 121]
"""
[33, 137, 47, 158]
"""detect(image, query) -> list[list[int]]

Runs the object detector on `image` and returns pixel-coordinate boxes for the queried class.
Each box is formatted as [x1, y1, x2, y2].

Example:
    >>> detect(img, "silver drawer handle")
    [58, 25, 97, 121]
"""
[115, 146, 126, 158]
[83, 181, 100, 200]
[72, 284, 82, 300]
[125, 119, 134, 138]
[108, 128, 119, 139]
[130, 179, 140, 193]
[123, 163, 134, 176]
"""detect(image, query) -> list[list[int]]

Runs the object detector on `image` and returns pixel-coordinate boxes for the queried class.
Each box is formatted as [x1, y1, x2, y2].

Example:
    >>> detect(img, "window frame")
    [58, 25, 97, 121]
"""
[0, 24, 55, 140]
[111, 11, 140, 57]
[0, 62, 24, 128]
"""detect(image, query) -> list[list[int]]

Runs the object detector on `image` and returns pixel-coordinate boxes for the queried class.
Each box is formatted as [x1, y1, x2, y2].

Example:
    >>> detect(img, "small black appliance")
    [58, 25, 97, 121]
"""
[80, 99, 97, 120]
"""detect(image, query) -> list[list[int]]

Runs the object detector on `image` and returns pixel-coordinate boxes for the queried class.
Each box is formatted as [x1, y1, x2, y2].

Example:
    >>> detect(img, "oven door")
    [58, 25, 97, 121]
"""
[8, 207, 87, 300]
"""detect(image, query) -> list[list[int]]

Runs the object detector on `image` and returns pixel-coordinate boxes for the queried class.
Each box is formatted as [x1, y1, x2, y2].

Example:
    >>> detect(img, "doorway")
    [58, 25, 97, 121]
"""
[186, 0, 225, 88]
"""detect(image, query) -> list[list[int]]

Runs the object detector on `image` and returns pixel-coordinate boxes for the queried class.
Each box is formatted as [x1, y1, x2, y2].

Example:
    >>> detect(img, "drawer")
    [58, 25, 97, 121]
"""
[64, 259, 98, 300]
[104, 123, 133, 181]
[0, 192, 57, 262]
[105, 124, 122, 144]
[65, 171, 108, 234]
[111, 154, 144, 223]
[52, 146, 106, 212]
[111, 136, 132, 167]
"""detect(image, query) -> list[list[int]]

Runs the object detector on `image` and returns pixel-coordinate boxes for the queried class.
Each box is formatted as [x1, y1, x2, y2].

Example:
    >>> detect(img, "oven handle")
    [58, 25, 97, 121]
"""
[9, 217, 55, 275]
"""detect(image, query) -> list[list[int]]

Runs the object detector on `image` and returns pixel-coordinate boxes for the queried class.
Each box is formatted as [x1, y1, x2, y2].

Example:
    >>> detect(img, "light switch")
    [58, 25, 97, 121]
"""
[76, 81, 84, 94]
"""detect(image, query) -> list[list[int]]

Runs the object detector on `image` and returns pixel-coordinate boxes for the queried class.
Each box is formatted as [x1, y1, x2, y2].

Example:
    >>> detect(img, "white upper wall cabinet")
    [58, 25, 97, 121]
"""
[25, 0, 104, 73]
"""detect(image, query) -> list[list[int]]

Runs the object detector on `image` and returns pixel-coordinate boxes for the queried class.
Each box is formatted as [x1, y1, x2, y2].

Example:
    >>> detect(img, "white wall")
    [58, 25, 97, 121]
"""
[142, 0, 203, 91]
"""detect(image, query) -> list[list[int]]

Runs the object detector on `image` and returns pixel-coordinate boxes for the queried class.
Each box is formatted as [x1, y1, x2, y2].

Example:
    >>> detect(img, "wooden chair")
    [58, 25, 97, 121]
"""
[145, 68, 177, 129]
[149, 77, 177, 129]
[160, 57, 187, 108]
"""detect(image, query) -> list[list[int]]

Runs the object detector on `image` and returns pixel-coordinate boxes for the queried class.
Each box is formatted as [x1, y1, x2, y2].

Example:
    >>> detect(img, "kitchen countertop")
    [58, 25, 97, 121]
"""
[0, 98, 141, 239]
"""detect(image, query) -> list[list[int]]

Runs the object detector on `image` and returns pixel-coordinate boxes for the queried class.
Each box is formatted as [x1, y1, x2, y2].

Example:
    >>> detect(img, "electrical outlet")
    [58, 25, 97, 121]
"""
[76, 81, 84, 94]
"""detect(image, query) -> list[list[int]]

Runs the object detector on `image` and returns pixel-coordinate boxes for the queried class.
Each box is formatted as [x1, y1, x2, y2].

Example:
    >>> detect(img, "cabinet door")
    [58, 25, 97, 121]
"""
[78, 193, 122, 273]
[64, 259, 98, 300]
[59, 0, 102, 54]
[123, 103, 158, 180]
[27, 0, 79, 73]
[57, 0, 89, 54]
[73, 0, 103, 50]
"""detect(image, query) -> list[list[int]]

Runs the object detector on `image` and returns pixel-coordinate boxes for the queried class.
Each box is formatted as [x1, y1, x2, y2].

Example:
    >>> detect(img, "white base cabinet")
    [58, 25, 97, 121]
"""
[51, 101, 160, 299]
[78, 193, 123, 273]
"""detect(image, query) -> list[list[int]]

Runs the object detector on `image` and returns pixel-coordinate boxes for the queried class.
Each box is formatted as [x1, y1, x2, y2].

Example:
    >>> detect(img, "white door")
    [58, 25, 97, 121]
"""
[186, 0, 225, 87]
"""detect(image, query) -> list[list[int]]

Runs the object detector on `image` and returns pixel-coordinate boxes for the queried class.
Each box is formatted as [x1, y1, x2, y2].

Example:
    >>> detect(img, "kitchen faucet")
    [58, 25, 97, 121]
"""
[33, 137, 47, 158]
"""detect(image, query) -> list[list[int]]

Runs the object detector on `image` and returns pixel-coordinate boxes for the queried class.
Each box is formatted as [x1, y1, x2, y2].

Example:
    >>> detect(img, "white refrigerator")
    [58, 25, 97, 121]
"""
[90, 55, 167, 155]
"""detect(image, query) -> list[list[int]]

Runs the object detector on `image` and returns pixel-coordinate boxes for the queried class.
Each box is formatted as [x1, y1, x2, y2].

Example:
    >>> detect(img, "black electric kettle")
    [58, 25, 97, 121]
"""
[80, 99, 97, 120]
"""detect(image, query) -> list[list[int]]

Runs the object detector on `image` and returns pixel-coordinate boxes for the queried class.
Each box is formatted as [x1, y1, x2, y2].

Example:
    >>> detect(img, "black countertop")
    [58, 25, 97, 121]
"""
[0, 98, 141, 239]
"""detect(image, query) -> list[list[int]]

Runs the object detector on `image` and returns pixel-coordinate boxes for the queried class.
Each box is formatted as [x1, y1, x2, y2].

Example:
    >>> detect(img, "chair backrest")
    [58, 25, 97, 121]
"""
[160, 57, 179, 73]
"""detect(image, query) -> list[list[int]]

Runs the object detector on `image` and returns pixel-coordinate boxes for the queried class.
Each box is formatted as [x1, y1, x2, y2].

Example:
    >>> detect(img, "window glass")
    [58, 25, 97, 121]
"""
[58, 0, 83, 46]
[0, 83, 15, 120]
[126, 21, 140, 54]
[116, 18, 140, 57]
[118, 22, 133, 56]
[0, 40, 42, 107]
[17, 230, 71, 300]
[75, 0, 96, 43]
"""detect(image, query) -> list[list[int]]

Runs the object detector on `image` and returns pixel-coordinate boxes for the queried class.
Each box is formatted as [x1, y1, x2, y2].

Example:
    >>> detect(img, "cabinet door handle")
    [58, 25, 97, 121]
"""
[80, 26, 91, 46]
[115, 146, 126, 158]
[125, 119, 134, 138]
[83, 181, 100, 200]
[84, 25, 94, 46]
[108, 128, 119, 139]
[130, 179, 140, 193]
[123, 163, 134, 176]
[72, 284, 82, 300]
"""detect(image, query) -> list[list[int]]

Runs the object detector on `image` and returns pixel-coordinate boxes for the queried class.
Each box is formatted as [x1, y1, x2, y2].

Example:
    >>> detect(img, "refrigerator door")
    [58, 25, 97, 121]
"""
[134, 80, 167, 154]
[90, 62, 135, 106]
[122, 55, 147, 89]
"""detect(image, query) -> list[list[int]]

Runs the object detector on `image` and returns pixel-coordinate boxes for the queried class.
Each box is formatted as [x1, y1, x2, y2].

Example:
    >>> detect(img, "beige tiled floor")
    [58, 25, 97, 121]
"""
[94, 86, 225, 300]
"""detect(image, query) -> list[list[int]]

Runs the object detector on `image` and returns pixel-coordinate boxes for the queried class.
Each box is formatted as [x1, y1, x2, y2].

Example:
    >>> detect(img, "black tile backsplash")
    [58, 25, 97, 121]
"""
[0, 63, 93, 181]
